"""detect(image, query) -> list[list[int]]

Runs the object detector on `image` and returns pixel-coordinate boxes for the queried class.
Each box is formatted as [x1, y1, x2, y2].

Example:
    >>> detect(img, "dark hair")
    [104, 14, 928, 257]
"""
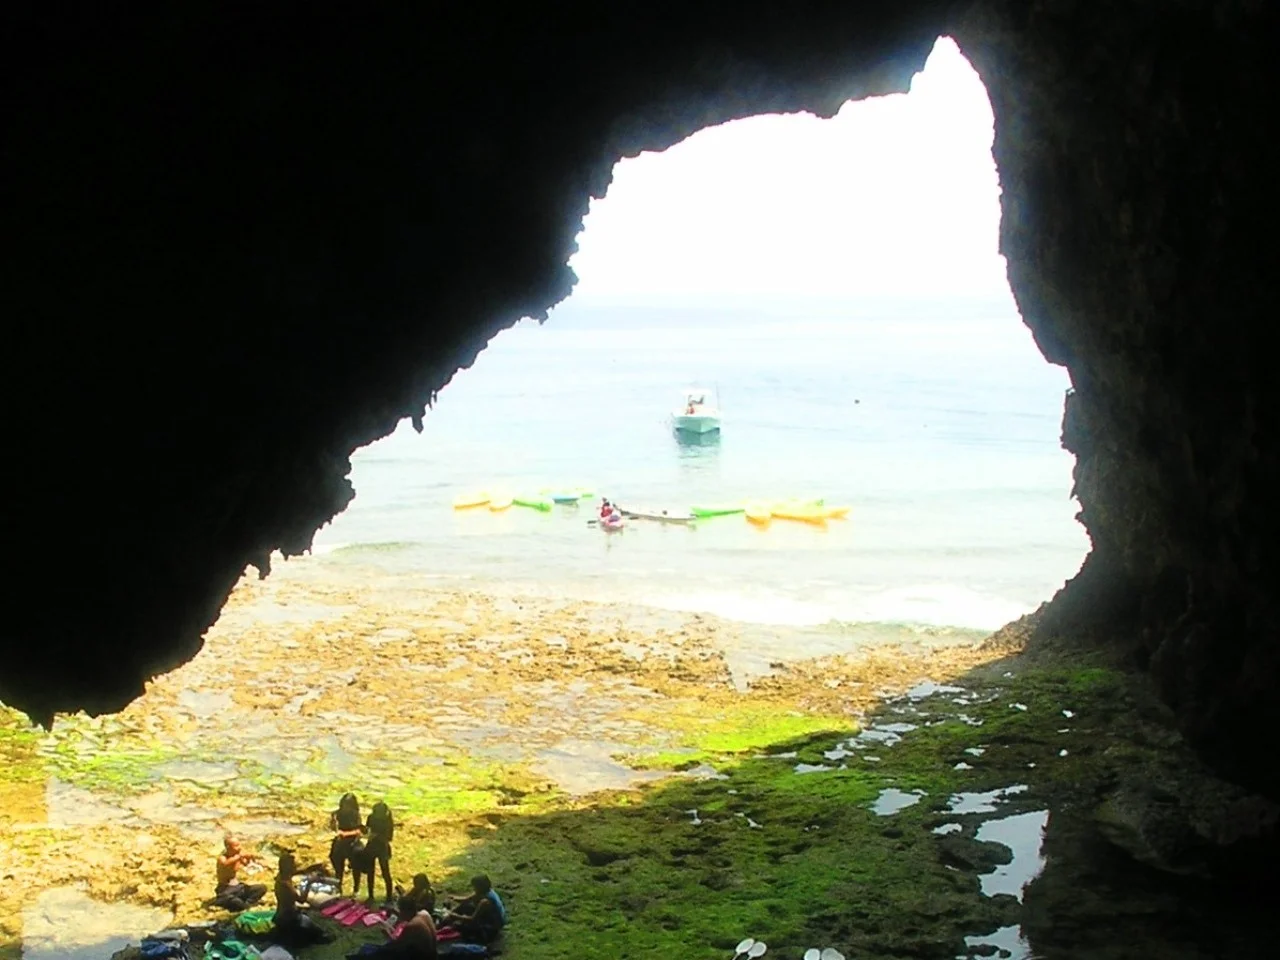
[339, 792, 359, 814]
[412, 873, 431, 889]
[471, 874, 491, 894]
[369, 801, 394, 841]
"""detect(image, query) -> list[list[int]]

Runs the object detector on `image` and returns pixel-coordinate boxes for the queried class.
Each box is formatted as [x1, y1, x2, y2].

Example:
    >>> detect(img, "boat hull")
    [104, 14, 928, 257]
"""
[620, 507, 695, 524]
[671, 414, 721, 435]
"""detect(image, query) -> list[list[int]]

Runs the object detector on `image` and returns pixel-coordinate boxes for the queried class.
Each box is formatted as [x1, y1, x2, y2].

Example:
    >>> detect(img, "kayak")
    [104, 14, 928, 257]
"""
[772, 505, 828, 524]
[600, 516, 625, 532]
[550, 493, 580, 505]
[691, 504, 745, 518]
[541, 487, 594, 499]
[512, 496, 552, 512]
[489, 496, 513, 511]
[620, 508, 695, 524]
[453, 493, 489, 510]
[745, 504, 772, 525]
[823, 506, 851, 519]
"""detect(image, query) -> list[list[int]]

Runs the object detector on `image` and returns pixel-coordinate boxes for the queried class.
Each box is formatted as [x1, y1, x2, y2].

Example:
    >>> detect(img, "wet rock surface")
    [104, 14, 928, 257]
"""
[4, 593, 1277, 958]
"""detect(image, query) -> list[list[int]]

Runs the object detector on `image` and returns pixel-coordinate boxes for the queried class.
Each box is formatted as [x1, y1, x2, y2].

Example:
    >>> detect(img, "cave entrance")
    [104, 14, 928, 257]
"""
[1, 37, 1100, 960]
[314, 37, 1089, 641]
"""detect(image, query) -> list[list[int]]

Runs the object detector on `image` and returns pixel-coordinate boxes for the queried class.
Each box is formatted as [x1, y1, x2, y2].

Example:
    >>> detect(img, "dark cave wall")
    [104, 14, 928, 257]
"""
[3, 1, 1279, 798]
[953, 0, 1280, 796]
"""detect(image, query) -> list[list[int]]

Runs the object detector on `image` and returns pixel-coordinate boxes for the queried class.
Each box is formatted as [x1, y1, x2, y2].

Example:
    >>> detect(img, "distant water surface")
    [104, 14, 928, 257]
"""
[310, 296, 1088, 638]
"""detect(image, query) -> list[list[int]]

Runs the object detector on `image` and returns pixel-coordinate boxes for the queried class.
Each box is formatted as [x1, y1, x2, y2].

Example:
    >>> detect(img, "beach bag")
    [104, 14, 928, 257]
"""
[203, 942, 260, 960]
[232, 909, 276, 935]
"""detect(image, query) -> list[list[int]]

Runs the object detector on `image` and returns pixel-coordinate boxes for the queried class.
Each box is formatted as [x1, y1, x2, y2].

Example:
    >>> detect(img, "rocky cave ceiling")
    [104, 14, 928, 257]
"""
[3, 1, 1278, 798]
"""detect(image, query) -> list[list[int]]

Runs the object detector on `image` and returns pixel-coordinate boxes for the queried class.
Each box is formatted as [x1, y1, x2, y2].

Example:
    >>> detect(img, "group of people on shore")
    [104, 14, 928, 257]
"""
[211, 793, 505, 957]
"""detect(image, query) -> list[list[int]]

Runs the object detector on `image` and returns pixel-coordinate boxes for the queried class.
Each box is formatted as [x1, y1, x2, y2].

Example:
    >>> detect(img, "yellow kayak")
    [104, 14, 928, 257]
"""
[453, 492, 489, 510]
[489, 496, 513, 511]
[772, 505, 828, 524]
[823, 505, 851, 519]
[745, 504, 772, 525]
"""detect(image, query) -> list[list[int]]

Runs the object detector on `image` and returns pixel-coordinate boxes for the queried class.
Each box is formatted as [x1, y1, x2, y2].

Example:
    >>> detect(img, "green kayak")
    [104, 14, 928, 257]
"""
[690, 504, 746, 518]
[513, 496, 553, 512]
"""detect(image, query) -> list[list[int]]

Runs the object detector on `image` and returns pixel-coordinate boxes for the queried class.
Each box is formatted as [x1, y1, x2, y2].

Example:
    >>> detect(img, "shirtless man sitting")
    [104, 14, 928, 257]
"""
[211, 836, 266, 911]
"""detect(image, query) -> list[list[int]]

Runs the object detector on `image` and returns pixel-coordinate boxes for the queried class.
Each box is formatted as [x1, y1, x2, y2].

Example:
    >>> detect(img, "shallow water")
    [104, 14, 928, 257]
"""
[871, 788, 926, 815]
[961, 924, 1033, 960]
[21, 888, 171, 960]
[974, 810, 1048, 901]
[948, 784, 1028, 815]
[311, 300, 1088, 638]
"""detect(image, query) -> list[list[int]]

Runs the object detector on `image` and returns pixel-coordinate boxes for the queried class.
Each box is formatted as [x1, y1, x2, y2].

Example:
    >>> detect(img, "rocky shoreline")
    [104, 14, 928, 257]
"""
[4, 563, 1277, 959]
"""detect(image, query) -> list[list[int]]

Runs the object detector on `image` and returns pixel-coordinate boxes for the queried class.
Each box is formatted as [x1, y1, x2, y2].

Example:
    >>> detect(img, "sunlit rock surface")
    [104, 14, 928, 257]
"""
[4, 1, 1280, 806]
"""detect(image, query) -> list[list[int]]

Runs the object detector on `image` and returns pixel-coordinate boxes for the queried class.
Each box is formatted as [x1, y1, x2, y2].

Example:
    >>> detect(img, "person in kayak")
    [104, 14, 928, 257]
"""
[329, 792, 366, 893]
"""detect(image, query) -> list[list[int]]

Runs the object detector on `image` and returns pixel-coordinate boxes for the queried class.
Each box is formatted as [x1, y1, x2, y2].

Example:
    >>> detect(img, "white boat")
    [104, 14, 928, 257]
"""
[671, 388, 721, 435]
[619, 507, 696, 524]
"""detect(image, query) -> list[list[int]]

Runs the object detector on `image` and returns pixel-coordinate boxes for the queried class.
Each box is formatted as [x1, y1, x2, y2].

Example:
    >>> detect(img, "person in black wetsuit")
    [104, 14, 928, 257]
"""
[359, 800, 395, 902]
[328, 792, 365, 893]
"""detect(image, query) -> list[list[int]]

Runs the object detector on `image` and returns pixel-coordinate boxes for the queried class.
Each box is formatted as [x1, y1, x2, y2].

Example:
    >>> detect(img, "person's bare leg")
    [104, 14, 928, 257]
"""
[380, 854, 393, 902]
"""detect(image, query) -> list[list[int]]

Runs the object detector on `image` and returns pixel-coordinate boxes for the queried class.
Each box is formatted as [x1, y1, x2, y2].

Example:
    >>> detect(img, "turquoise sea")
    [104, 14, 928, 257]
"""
[309, 293, 1088, 638]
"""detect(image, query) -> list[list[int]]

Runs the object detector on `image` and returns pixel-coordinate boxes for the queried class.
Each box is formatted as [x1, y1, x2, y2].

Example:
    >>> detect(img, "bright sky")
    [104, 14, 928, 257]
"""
[568, 38, 1008, 302]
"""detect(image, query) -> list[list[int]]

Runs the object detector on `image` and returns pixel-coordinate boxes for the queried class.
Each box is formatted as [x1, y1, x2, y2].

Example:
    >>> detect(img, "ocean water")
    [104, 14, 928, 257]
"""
[309, 294, 1089, 636]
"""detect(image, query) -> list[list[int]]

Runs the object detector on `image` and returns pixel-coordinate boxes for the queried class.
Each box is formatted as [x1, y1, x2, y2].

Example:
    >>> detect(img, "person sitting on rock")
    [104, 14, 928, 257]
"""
[439, 874, 505, 944]
[211, 835, 267, 911]
[271, 851, 333, 948]
[361, 895, 438, 960]
[397, 873, 435, 916]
